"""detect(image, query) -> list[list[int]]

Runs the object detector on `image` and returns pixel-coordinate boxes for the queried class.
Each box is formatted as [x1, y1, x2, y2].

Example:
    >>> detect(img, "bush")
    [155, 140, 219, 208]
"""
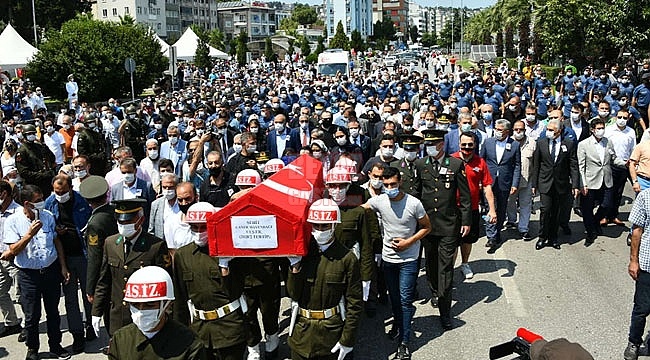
[27, 15, 167, 101]
[304, 53, 318, 64]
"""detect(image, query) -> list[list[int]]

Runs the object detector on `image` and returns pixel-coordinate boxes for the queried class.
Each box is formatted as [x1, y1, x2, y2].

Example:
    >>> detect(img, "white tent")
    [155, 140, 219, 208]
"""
[172, 27, 228, 61]
[0, 24, 38, 68]
[154, 33, 170, 57]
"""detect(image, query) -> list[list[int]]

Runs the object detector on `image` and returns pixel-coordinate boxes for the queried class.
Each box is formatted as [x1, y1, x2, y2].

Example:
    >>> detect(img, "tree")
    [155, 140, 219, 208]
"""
[208, 28, 225, 51]
[291, 4, 318, 25]
[264, 37, 275, 60]
[329, 21, 349, 50]
[235, 31, 249, 66]
[194, 38, 211, 70]
[27, 16, 167, 101]
[350, 30, 364, 52]
[299, 36, 311, 56]
[279, 17, 299, 36]
[0, 0, 91, 44]
[464, 8, 492, 45]
[287, 38, 296, 57]
[229, 39, 238, 56]
[409, 25, 419, 43]
[420, 32, 438, 48]
[315, 35, 326, 55]
[437, 8, 469, 53]
[372, 16, 397, 45]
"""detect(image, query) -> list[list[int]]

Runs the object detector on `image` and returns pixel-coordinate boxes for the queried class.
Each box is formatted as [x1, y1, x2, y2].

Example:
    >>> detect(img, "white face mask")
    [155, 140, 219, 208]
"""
[598, 110, 610, 118]
[513, 131, 525, 140]
[130, 305, 163, 333]
[460, 123, 472, 132]
[162, 189, 176, 200]
[336, 137, 347, 146]
[275, 123, 285, 132]
[191, 230, 209, 247]
[247, 144, 257, 153]
[349, 128, 359, 137]
[526, 115, 536, 123]
[312, 228, 334, 245]
[46, 126, 55, 133]
[594, 129, 605, 138]
[250, 127, 259, 134]
[26, 134, 37, 142]
[570, 113, 580, 122]
[118, 222, 138, 238]
[370, 178, 383, 189]
[148, 150, 159, 159]
[508, 105, 517, 112]
[426, 120, 436, 129]
[616, 118, 627, 127]
[31, 201, 45, 210]
[381, 147, 394, 158]
[123, 173, 136, 184]
[312, 151, 322, 159]
[55, 192, 71, 204]
[405, 151, 418, 161]
[546, 130, 556, 139]
[329, 186, 347, 203]
[300, 122, 310, 130]
[494, 130, 504, 139]
[169, 136, 178, 145]
[74, 170, 87, 179]
[233, 144, 242, 153]
[426, 145, 440, 157]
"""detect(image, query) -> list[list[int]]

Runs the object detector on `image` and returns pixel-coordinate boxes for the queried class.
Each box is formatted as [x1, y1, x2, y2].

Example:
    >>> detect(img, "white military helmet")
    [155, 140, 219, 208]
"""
[235, 169, 262, 186]
[184, 202, 218, 224]
[263, 158, 285, 174]
[325, 167, 351, 184]
[123, 266, 174, 302]
[307, 198, 341, 224]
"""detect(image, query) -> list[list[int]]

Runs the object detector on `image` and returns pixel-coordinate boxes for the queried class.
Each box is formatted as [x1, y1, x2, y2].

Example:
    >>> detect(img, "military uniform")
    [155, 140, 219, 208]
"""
[77, 128, 109, 176]
[108, 319, 207, 360]
[242, 257, 281, 349]
[15, 137, 56, 195]
[91, 200, 171, 335]
[287, 240, 362, 359]
[85, 202, 117, 300]
[173, 243, 248, 360]
[396, 135, 424, 198]
[414, 130, 471, 327]
[121, 109, 148, 161]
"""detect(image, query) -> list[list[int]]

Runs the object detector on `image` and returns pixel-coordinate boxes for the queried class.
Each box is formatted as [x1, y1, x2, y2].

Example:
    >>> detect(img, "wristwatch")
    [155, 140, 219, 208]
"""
[633, 179, 639, 184]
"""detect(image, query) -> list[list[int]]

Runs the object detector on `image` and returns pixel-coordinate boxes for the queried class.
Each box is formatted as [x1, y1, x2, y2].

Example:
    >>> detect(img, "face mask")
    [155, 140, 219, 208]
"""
[616, 118, 627, 127]
[460, 123, 472, 132]
[542, 89, 550, 95]
[74, 170, 87, 179]
[336, 137, 347, 146]
[154, 124, 163, 130]
[169, 136, 178, 145]
[46, 126, 54, 133]
[570, 113, 580, 122]
[16, 133, 23, 140]
[403, 125, 413, 132]
[525, 115, 536, 123]
[192, 230, 209, 247]
[247, 144, 257, 153]
[55, 192, 71, 204]
[130, 305, 162, 332]
[162, 189, 176, 200]
[545, 130, 556, 139]
[312, 151, 322, 159]
[370, 178, 383, 189]
[405, 151, 417, 161]
[178, 202, 193, 215]
[483, 113, 493, 121]
[148, 150, 159, 159]
[87, 122, 96, 129]
[209, 167, 222, 177]
[383, 187, 400, 199]
[437, 124, 449, 131]
[348, 128, 359, 138]
[233, 144, 242, 153]
[508, 105, 517, 112]
[118, 222, 138, 238]
[275, 123, 285, 132]
[6, 126, 14, 133]
[26, 134, 36, 142]
[449, 103, 458, 109]
[511, 131, 525, 140]
[598, 110, 610, 118]
[594, 129, 605, 138]
[619, 99, 628, 107]
[381, 147, 394, 158]
[458, 88, 465, 94]
[426, 145, 440, 157]
[420, 105, 429, 112]
[123, 173, 136, 184]
[312, 228, 334, 245]
[329, 186, 347, 203]
[494, 130, 504, 139]
[250, 127, 259, 134]
[425, 120, 436, 129]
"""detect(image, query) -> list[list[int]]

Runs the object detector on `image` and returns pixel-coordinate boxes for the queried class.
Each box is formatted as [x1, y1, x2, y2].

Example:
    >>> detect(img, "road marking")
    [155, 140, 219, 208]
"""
[493, 247, 527, 318]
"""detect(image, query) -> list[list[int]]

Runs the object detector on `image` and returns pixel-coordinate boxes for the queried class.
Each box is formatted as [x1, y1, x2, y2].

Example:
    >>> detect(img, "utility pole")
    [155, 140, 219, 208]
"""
[31, 0, 38, 44]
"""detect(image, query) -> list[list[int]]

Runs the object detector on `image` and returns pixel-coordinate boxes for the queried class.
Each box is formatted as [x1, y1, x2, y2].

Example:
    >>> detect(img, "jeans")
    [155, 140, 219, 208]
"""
[19, 262, 63, 350]
[580, 186, 609, 236]
[0, 259, 20, 326]
[383, 259, 418, 344]
[62, 255, 92, 335]
[486, 187, 510, 241]
[507, 185, 533, 233]
[605, 165, 629, 220]
[629, 270, 650, 345]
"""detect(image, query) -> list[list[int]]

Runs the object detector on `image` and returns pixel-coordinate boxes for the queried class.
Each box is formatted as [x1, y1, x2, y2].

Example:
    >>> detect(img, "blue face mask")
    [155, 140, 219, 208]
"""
[483, 112, 493, 121]
[384, 187, 400, 199]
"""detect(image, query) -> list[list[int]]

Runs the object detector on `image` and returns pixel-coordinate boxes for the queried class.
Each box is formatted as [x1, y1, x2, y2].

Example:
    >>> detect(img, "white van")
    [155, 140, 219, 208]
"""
[317, 49, 350, 77]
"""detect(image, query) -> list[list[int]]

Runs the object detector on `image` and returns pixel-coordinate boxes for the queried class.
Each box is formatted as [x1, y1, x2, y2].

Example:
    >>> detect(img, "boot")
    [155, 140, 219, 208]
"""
[247, 344, 261, 360]
[265, 332, 279, 359]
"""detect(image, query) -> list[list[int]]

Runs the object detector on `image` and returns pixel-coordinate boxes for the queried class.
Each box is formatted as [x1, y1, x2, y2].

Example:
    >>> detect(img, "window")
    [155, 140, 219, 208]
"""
[112, 8, 118, 16]
[102, 9, 108, 17]
[124, 7, 130, 14]
[157, 23, 162, 30]
[137, 6, 142, 14]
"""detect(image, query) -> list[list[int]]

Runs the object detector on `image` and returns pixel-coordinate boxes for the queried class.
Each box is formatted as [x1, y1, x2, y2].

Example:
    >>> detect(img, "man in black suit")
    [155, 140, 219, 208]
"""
[348, 119, 371, 163]
[530, 118, 580, 250]
[288, 114, 313, 152]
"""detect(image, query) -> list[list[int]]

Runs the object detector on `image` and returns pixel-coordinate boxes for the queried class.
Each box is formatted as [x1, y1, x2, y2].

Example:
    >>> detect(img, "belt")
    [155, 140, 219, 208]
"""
[193, 299, 241, 321]
[298, 306, 339, 320]
[638, 174, 650, 181]
[19, 261, 58, 274]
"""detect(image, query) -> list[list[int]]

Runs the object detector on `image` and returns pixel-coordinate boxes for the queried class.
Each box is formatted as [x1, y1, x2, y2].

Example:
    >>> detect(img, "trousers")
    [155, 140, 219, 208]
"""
[62, 255, 92, 335]
[507, 185, 533, 233]
[629, 270, 650, 345]
[0, 259, 20, 326]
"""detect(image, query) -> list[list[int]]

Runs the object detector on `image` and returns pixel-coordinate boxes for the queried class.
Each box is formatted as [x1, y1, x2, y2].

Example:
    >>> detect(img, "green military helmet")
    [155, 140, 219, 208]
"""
[126, 105, 137, 115]
[84, 113, 97, 123]
[22, 124, 36, 134]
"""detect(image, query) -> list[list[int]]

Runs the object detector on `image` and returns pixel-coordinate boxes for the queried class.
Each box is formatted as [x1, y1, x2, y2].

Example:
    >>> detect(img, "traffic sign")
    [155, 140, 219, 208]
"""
[124, 58, 136, 74]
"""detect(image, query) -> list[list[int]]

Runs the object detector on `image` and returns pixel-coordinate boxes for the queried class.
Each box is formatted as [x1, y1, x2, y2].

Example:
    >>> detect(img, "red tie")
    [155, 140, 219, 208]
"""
[301, 131, 308, 147]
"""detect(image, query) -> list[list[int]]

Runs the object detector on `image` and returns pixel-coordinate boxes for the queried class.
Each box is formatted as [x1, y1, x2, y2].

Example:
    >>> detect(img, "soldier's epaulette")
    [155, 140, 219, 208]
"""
[116, 235, 123, 245]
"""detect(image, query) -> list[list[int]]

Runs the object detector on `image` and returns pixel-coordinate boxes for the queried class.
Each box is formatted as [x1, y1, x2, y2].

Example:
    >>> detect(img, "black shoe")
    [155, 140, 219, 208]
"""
[25, 348, 39, 360]
[394, 343, 411, 360]
[573, 208, 583, 217]
[505, 222, 516, 229]
[520, 232, 533, 241]
[485, 238, 497, 248]
[72, 333, 85, 354]
[585, 233, 596, 247]
[387, 326, 401, 341]
[18, 328, 27, 342]
[0, 324, 22, 337]
[49, 345, 71, 360]
[551, 240, 561, 249]
[85, 325, 97, 341]
[430, 295, 439, 308]
[624, 341, 639, 360]
[561, 225, 572, 235]
[440, 316, 453, 331]
[535, 239, 546, 250]
[595, 226, 603, 236]
[100, 346, 110, 355]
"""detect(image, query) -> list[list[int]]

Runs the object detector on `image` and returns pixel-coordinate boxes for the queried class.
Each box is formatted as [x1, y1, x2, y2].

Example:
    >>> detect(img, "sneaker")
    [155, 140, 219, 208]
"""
[25, 348, 39, 360]
[460, 263, 474, 279]
[505, 222, 517, 229]
[520, 232, 533, 241]
[246, 344, 261, 360]
[624, 342, 639, 360]
[49, 346, 71, 360]
[393, 343, 411, 360]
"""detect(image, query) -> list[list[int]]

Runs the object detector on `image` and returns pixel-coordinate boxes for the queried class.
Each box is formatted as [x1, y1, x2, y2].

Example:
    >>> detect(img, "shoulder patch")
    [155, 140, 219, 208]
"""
[88, 234, 99, 246]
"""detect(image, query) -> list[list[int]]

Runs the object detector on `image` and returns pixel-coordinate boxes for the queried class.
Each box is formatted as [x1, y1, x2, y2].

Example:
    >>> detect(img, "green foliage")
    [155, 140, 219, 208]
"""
[350, 30, 365, 52]
[305, 53, 318, 63]
[315, 36, 326, 55]
[208, 28, 226, 51]
[0, 0, 91, 44]
[194, 38, 211, 70]
[190, 24, 208, 41]
[264, 37, 275, 59]
[291, 4, 318, 25]
[235, 31, 249, 66]
[299, 36, 311, 56]
[372, 16, 397, 47]
[229, 39, 238, 56]
[464, 8, 492, 45]
[329, 21, 349, 50]
[279, 17, 299, 36]
[437, 8, 469, 52]
[420, 32, 437, 48]
[409, 25, 419, 43]
[287, 38, 296, 56]
[27, 16, 167, 101]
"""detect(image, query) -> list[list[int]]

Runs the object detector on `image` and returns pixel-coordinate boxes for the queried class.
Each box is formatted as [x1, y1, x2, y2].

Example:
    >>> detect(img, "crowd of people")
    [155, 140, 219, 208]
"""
[0, 53, 650, 360]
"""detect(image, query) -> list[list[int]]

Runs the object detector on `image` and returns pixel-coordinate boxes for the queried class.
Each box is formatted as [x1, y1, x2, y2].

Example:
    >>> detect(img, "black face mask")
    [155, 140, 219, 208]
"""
[209, 167, 222, 177]
[179, 201, 195, 215]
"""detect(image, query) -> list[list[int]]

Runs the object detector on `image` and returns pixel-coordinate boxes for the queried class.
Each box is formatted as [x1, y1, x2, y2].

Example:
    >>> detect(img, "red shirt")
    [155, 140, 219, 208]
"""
[452, 152, 493, 210]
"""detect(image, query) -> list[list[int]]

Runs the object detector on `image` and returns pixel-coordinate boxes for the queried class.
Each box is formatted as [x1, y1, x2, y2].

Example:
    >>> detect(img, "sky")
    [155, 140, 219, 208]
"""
[288, 0, 496, 9]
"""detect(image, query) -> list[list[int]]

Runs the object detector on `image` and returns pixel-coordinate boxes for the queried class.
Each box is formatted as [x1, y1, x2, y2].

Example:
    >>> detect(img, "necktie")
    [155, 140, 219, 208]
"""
[301, 131, 308, 147]
[222, 137, 227, 153]
[551, 139, 557, 162]
[125, 239, 132, 258]
[433, 159, 440, 173]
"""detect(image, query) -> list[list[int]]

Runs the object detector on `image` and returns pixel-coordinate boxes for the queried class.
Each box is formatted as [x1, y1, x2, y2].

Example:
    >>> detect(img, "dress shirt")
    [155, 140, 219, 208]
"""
[3, 209, 58, 269]
[122, 181, 138, 199]
[548, 137, 561, 160]
[495, 139, 507, 163]
[605, 125, 636, 161]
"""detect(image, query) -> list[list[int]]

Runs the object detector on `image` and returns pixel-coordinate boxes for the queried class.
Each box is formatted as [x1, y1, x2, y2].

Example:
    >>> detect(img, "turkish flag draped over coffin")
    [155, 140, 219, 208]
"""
[207, 154, 324, 257]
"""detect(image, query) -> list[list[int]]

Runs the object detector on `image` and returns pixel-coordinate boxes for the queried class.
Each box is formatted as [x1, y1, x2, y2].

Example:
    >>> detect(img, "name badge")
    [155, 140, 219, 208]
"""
[440, 167, 448, 175]
[561, 145, 568, 152]
[136, 189, 142, 196]
[505, 143, 512, 151]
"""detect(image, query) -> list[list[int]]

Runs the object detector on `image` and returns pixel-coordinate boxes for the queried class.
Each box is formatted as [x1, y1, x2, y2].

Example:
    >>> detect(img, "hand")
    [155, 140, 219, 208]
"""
[288, 256, 302, 266]
[200, 133, 212, 143]
[633, 182, 641, 193]
[55, 224, 67, 235]
[27, 220, 43, 237]
[460, 225, 471, 237]
[531, 187, 536, 196]
[572, 188, 580, 197]
[390, 237, 411, 252]
[0, 249, 14, 261]
[87, 294, 94, 304]
[331, 342, 353, 360]
[487, 211, 497, 224]
[362, 280, 371, 301]
[509, 186, 517, 195]
[629, 261, 640, 281]
[581, 187, 588, 196]
[91, 316, 101, 337]
[61, 267, 70, 285]
[218, 257, 233, 269]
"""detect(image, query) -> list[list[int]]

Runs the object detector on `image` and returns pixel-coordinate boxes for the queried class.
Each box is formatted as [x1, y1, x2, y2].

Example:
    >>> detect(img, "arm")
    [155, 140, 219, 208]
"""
[172, 251, 190, 325]
[511, 144, 521, 192]
[53, 236, 70, 284]
[338, 256, 362, 348]
[569, 142, 581, 195]
[7, 219, 42, 257]
[91, 245, 111, 317]
[629, 226, 643, 280]
[392, 213, 432, 252]
[358, 212, 375, 282]
[482, 184, 498, 223]
[577, 142, 587, 194]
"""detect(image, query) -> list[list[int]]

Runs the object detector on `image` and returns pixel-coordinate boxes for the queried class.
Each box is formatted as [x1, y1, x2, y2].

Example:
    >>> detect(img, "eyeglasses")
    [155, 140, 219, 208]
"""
[617, 116, 627, 119]
[513, 128, 525, 132]
[548, 116, 560, 120]
[206, 161, 221, 166]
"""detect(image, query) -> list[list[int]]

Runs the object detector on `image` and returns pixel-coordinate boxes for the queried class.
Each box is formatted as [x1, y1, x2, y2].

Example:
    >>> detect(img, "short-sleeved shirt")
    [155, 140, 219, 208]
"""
[629, 189, 650, 272]
[630, 142, 650, 178]
[0, 201, 21, 253]
[452, 152, 493, 210]
[366, 193, 426, 264]
[44, 131, 65, 165]
[163, 212, 192, 250]
[3, 209, 58, 269]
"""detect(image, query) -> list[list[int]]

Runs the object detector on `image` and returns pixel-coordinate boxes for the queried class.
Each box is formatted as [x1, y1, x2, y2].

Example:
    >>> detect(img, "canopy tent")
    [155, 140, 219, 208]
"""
[0, 24, 38, 69]
[172, 27, 229, 61]
[154, 33, 170, 57]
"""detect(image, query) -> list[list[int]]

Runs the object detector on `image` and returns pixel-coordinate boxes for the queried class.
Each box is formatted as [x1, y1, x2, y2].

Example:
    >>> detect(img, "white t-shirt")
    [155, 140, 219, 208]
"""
[44, 131, 65, 165]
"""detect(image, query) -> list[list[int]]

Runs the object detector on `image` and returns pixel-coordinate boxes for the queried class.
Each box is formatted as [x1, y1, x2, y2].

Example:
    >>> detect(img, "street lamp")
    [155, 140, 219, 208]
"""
[31, 0, 38, 44]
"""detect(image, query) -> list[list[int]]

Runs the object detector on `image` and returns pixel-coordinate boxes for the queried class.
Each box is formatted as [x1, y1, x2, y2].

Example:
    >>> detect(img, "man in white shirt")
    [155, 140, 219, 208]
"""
[29, 87, 46, 112]
[148, 174, 180, 241]
[604, 109, 637, 226]
[163, 182, 196, 254]
[42, 118, 66, 170]
[66, 74, 79, 109]
[0, 181, 22, 338]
